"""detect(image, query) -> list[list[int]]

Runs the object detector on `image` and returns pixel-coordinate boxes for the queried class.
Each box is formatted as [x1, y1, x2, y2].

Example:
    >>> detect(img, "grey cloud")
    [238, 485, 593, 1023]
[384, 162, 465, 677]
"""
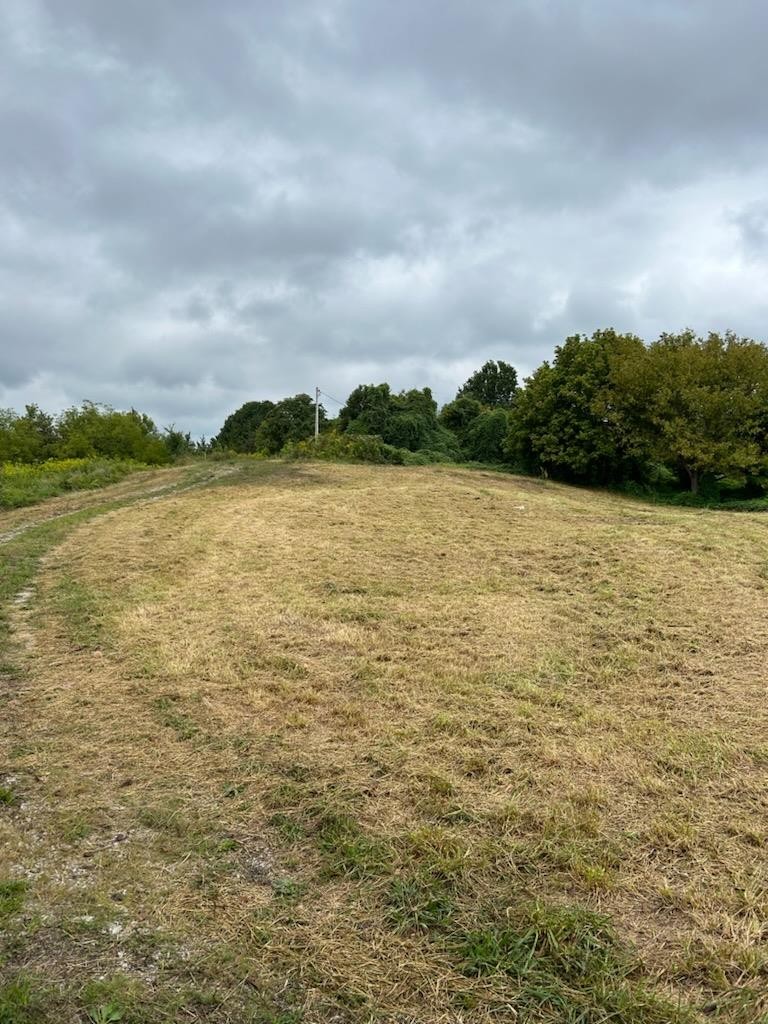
[733, 201, 768, 256]
[1, 1, 767, 437]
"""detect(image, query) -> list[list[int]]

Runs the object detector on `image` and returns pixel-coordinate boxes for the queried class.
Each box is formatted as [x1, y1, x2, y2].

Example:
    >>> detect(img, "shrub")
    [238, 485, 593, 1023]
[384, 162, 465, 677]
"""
[283, 432, 402, 464]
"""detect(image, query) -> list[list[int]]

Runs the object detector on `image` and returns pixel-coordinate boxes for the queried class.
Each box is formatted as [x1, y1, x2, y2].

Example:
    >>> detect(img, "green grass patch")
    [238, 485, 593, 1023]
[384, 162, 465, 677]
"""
[456, 901, 695, 1022]
[0, 785, 18, 806]
[0, 974, 47, 1024]
[314, 809, 392, 880]
[49, 575, 107, 650]
[0, 880, 27, 921]
[386, 873, 455, 932]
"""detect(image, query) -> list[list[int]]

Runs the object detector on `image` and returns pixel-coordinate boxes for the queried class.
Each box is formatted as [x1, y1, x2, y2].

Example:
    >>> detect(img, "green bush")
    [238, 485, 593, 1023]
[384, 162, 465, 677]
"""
[283, 431, 457, 466]
[283, 432, 401, 464]
[340, 384, 461, 458]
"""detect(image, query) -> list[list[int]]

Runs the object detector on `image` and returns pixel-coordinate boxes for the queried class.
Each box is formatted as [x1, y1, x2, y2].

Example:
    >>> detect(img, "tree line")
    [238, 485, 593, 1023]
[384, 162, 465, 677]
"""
[0, 401, 194, 465]
[215, 328, 768, 498]
[5, 328, 768, 500]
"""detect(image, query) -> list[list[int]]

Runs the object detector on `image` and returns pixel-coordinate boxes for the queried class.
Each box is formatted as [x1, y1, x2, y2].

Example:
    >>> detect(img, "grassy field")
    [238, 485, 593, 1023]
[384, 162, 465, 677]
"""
[1, 461, 766, 1023]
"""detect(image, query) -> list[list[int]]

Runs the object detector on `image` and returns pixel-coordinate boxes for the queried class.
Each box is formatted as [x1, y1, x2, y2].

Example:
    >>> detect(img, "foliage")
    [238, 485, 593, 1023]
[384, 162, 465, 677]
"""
[252, 394, 326, 455]
[438, 396, 483, 435]
[284, 431, 402, 464]
[457, 359, 518, 407]
[503, 327, 768, 493]
[162, 426, 195, 460]
[339, 384, 460, 457]
[0, 403, 195, 468]
[0, 405, 57, 463]
[214, 400, 275, 453]
[462, 408, 510, 462]
[0, 459, 146, 509]
[55, 402, 169, 464]
[438, 396, 509, 462]
[283, 430, 452, 465]
[503, 329, 650, 485]
[615, 330, 768, 493]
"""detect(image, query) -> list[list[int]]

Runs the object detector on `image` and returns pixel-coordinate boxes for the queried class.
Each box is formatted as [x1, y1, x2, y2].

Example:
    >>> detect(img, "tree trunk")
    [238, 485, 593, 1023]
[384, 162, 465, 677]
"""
[677, 457, 699, 493]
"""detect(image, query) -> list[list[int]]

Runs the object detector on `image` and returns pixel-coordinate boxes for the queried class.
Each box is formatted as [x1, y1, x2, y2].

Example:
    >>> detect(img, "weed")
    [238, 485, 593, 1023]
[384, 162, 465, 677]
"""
[386, 874, 455, 932]
[0, 974, 45, 1024]
[0, 880, 27, 921]
[314, 810, 392, 879]
[269, 812, 306, 843]
[271, 878, 306, 901]
[87, 1006, 124, 1024]
[0, 786, 17, 806]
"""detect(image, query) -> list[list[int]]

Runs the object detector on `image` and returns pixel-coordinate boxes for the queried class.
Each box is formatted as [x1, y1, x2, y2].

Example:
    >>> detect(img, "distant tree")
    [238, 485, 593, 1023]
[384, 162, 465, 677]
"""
[55, 402, 169, 464]
[163, 425, 194, 460]
[0, 404, 57, 463]
[617, 330, 768, 493]
[439, 396, 510, 461]
[457, 360, 518, 408]
[338, 384, 391, 437]
[463, 408, 510, 463]
[439, 396, 483, 435]
[214, 400, 275, 453]
[383, 388, 447, 452]
[504, 329, 649, 484]
[253, 393, 325, 454]
[340, 384, 459, 456]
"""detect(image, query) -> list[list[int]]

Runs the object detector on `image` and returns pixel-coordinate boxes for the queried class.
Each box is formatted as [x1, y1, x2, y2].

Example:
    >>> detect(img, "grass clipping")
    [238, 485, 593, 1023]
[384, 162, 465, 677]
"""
[2, 461, 767, 1023]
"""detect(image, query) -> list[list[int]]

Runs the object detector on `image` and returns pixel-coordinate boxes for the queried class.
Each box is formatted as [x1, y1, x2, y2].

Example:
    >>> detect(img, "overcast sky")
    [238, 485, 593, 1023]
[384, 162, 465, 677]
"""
[2, 1, 768, 438]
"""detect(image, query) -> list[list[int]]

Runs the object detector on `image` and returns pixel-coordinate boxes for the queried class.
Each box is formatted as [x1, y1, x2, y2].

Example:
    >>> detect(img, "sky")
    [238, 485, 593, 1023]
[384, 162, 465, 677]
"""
[2, 1, 768, 439]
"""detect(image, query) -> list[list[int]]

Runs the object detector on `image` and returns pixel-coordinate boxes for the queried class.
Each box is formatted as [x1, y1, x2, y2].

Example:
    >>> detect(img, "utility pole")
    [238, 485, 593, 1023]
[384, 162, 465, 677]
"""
[314, 386, 320, 442]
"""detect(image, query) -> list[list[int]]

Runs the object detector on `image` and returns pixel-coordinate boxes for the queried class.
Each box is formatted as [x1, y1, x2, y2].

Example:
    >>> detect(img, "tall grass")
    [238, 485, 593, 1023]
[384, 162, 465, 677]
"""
[0, 458, 146, 510]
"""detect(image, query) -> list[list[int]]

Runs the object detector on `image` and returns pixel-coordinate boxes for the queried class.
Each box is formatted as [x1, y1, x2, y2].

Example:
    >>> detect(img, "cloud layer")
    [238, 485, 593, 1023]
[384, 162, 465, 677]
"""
[2, 0, 767, 436]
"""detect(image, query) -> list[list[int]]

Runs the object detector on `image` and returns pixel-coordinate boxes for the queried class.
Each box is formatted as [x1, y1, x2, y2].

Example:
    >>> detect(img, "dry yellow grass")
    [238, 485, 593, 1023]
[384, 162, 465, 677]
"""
[1, 461, 767, 1022]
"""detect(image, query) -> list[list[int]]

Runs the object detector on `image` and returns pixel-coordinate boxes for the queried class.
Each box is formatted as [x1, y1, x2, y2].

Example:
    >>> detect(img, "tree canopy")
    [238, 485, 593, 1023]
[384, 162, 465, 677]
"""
[0, 402, 171, 465]
[503, 330, 648, 485]
[253, 394, 325, 455]
[215, 400, 275, 452]
[339, 384, 459, 457]
[616, 330, 768, 493]
[457, 360, 518, 407]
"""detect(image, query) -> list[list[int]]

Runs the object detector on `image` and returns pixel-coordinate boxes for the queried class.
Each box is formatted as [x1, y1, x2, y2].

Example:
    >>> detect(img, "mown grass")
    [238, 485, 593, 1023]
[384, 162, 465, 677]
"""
[1, 462, 767, 1022]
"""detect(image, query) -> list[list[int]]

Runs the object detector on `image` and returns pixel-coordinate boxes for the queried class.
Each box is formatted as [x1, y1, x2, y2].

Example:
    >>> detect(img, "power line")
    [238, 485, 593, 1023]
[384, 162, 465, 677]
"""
[315, 386, 345, 442]
[317, 389, 344, 406]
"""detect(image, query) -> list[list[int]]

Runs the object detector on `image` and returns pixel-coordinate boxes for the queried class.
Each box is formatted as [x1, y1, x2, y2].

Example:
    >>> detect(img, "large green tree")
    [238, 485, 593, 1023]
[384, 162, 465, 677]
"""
[457, 360, 518, 407]
[438, 397, 509, 462]
[340, 384, 459, 456]
[463, 408, 510, 462]
[439, 396, 483, 436]
[617, 330, 768, 493]
[253, 394, 325, 454]
[215, 400, 275, 452]
[504, 329, 648, 484]
[0, 405, 57, 463]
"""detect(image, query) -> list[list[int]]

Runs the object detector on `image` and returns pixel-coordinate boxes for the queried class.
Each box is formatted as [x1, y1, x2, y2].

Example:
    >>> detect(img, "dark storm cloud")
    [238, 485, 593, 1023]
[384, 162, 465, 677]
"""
[1, 0, 767, 437]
